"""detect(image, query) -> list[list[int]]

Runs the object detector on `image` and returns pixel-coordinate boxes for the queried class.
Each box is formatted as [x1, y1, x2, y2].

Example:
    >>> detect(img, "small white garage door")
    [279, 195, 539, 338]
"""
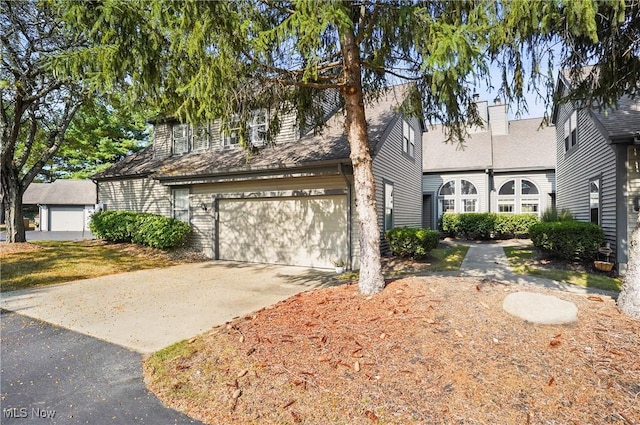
[219, 195, 348, 269]
[49, 206, 85, 231]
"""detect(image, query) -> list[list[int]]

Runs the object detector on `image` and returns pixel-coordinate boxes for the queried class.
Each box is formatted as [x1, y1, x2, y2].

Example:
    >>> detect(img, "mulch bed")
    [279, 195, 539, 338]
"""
[144, 277, 640, 425]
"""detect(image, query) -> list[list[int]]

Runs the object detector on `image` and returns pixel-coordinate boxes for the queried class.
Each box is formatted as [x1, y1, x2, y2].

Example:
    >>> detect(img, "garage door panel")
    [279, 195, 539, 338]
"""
[219, 196, 347, 268]
[49, 207, 85, 231]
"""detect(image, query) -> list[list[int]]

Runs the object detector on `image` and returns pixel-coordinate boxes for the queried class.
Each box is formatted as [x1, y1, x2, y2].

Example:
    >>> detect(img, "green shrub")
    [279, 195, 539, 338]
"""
[494, 214, 540, 238]
[529, 221, 604, 261]
[90, 210, 191, 249]
[385, 227, 440, 258]
[541, 208, 575, 222]
[441, 212, 539, 239]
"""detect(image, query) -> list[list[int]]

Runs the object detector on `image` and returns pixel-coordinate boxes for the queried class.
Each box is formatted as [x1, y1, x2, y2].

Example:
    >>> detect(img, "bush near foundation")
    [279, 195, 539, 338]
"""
[529, 221, 604, 261]
[385, 227, 440, 258]
[440, 213, 539, 239]
[90, 210, 191, 249]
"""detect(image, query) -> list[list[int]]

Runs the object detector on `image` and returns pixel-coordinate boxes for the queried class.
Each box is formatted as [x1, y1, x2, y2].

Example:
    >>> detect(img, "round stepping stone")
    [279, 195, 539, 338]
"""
[503, 292, 578, 324]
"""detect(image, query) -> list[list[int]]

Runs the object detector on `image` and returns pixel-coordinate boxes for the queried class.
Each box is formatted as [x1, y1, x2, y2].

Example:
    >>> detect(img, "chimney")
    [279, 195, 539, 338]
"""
[488, 98, 508, 136]
[469, 98, 489, 134]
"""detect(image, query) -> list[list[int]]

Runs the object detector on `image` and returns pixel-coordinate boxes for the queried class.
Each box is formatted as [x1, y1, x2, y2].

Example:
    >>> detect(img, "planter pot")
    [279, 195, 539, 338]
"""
[335, 266, 345, 274]
[594, 261, 614, 272]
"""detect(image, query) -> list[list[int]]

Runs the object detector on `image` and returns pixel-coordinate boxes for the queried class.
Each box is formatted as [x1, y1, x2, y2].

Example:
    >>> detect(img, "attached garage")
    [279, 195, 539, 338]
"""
[48, 206, 86, 231]
[218, 195, 348, 269]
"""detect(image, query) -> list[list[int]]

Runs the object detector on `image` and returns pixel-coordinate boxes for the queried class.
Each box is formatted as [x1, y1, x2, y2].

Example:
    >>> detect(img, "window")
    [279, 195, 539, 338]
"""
[250, 110, 268, 146]
[384, 182, 394, 232]
[192, 125, 210, 151]
[438, 179, 479, 216]
[172, 124, 189, 154]
[402, 120, 415, 157]
[590, 178, 600, 225]
[497, 179, 541, 215]
[564, 110, 578, 152]
[223, 116, 241, 147]
[172, 188, 190, 222]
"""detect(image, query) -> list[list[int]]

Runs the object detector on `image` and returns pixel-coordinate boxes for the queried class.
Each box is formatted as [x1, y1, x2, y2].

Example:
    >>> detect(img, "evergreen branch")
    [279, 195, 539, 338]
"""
[361, 61, 424, 81]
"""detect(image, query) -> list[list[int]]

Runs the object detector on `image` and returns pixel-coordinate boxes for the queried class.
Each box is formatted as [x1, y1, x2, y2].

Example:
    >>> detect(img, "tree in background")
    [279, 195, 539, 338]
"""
[42, 98, 149, 181]
[1, 0, 85, 242]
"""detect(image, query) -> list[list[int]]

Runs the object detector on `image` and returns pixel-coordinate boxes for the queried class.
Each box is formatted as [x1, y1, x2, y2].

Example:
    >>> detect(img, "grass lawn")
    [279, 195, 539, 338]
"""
[503, 245, 622, 292]
[0, 240, 179, 293]
[427, 244, 469, 271]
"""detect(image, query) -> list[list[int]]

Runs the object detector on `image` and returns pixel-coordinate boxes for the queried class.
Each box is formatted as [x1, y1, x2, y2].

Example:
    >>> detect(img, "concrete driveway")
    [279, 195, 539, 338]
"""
[1, 261, 337, 354]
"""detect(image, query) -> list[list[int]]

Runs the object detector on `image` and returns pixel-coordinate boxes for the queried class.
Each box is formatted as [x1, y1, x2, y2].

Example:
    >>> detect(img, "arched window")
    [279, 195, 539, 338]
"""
[439, 179, 479, 215]
[498, 179, 541, 214]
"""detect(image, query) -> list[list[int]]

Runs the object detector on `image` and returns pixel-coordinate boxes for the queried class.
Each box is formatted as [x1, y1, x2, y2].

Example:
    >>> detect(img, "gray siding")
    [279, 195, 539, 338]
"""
[555, 101, 617, 250]
[98, 177, 171, 216]
[373, 114, 423, 251]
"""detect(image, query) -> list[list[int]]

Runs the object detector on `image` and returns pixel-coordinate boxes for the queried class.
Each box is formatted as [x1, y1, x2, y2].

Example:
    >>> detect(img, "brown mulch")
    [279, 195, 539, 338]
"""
[144, 277, 640, 425]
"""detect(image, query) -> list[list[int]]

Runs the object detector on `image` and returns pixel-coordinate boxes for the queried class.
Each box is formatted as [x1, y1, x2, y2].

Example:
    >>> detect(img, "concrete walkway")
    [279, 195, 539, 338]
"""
[452, 239, 618, 298]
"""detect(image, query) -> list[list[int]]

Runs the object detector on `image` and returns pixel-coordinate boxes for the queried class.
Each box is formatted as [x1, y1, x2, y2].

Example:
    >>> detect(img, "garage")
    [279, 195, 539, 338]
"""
[218, 195, 348, 269]
[49, 206, 86, 231]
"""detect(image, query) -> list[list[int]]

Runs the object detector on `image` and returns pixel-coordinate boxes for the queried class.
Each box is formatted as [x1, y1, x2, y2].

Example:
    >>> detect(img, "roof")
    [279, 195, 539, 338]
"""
[554, 67, 640, 140]
[23, 180, 97, 205]
[94, 84, 413, 180]
[423, 118, 556, 173]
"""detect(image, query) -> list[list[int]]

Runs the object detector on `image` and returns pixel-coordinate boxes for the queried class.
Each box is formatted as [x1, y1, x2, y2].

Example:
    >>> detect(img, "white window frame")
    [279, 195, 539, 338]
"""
[222, 115, 241, 148]
[192, 124, 210, 151]
[172, 188, 190, 222]
[497, 178, 541, 215]
[438, 179, 479, 216]
[172, 124, 190, 154]
[564, 110, 578, 152]
[384, 181, 394, 232]
[402, 120, 415, 157]
[249, 109, 268, 146]
[590, 178, 601, 225]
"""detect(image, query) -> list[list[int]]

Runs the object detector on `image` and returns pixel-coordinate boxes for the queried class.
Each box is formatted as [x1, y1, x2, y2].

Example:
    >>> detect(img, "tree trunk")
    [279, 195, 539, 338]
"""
[340, 20, 386, 295]
[618, 213, 640, 318]
[1, 170, 26, 243]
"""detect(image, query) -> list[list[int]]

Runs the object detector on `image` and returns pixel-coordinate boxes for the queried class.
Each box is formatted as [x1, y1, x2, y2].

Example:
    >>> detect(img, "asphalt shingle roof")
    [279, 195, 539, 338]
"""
[23, 180, 97, 205]
[423, 118, 556, 172]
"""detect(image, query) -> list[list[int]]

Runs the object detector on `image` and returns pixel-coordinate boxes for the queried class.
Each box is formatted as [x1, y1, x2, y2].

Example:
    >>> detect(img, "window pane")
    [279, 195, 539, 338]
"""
[521, 203, 539, 213]
[521, 180, 539, 195]
[173, 124, 189, 154]
[173, 189, 189, 222]
[460, 180, 477, 195]
[440, 181, 455, 196]
[499, 180, 515, 196]
[384, 183, 393, 231]
[193, 125, 209, 151]
[498, 202, 514, 213]
[250, 110, 267, 145]
[463, 199, 477, 212]
[442, 199, 455, 213]
[590, 180, 600, 224]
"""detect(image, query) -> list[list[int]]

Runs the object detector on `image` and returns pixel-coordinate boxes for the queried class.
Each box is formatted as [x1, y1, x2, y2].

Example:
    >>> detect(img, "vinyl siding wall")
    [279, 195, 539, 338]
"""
[423, 171, 489, 222]
[491, 171, 555, 214]
[555, 101, 617, 252]
[372, 115, 423, 252]
[98, 177, 171, 216]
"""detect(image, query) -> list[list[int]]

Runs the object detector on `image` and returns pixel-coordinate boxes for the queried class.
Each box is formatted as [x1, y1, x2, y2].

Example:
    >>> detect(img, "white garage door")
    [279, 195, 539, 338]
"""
[219, 195, 348, 269]
[49, 206, 85, 231]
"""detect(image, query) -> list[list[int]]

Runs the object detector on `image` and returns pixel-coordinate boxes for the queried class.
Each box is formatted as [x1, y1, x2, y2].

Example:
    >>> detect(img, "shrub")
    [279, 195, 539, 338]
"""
[90, 210, 191, 249]
[541, 208, 575, 223]
[441, 212, 539, 239]
[494, 214, 540, 239]
[529, 221, 604, 261]
[385, 227, 440, 258]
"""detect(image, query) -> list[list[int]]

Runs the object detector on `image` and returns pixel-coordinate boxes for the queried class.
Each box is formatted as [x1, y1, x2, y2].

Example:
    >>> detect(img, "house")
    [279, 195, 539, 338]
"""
[422, 98, 557, 229]
[22, 179, 97, 231]
[92, 85, 424, 269]
[552, 69, 640, 274]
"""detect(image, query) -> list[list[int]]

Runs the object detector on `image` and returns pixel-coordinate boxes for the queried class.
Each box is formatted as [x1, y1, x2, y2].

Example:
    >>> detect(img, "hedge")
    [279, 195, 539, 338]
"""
[90, 210, 191, 249]
[440, 213, 539, 239]
[385, 227, 440, 258]
[529, 221, 604, 261]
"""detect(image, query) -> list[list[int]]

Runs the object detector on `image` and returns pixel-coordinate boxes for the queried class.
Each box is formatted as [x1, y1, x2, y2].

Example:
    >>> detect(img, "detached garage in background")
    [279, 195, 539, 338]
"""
[23, 180, 97, 232]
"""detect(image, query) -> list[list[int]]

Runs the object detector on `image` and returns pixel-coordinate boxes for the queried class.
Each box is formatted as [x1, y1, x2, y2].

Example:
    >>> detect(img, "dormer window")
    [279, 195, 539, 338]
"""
[564, 110, 578, 152]
[402, 120, 415, 157]
[192, 125, 210, 151]
[223, 116, 241, 148]
[222, 110, 268, 148]
[172, 124, 189, 154]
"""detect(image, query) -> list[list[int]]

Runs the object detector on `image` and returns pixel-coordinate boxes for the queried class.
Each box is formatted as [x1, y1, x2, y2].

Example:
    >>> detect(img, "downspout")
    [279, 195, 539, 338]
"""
[339, 163, 353, 271]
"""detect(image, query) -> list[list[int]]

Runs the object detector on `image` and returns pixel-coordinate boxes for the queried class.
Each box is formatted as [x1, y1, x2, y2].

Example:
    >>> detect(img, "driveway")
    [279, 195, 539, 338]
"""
[0, 261, 337, 354]
[1, 310, 204, 425]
